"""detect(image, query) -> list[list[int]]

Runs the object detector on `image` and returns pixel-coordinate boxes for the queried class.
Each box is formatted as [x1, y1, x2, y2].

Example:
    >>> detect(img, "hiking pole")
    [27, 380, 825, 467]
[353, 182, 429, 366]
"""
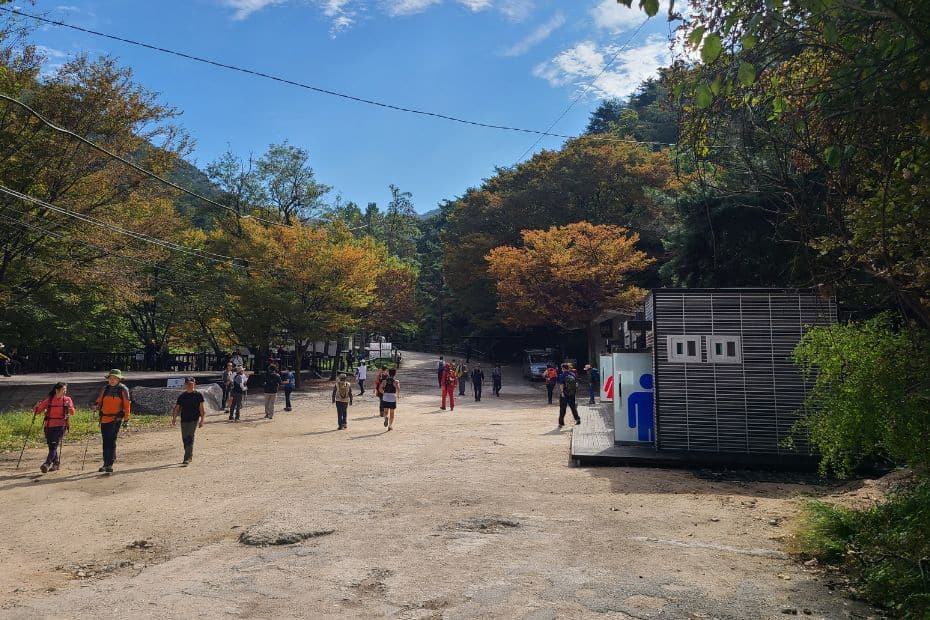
[15, 413, 37, 469]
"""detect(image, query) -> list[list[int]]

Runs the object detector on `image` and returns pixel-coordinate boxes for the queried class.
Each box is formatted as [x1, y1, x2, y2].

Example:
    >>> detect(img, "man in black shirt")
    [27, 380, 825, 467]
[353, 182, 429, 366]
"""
[263, 365, 282, 420]
[171, 377, 205, 466]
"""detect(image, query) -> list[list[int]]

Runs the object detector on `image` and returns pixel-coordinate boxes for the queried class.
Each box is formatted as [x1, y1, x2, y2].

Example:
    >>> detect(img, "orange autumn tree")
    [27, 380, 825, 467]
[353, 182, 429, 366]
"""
[486, 222, 654, 361]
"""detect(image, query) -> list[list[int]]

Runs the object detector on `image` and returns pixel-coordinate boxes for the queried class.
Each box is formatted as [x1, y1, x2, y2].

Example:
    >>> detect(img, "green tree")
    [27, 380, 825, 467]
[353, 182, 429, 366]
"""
[256, 142, 330, 225]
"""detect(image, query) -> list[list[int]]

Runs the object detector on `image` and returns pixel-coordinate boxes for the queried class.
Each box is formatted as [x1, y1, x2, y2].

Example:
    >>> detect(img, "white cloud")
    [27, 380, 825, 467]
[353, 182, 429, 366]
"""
[533, 36, 671, 100]
[503, 12, 564, 57]
[223, 0, 283, 20]
[498, 0, 534, 22]
[385, 0, 441, 16]
[319, 0, 358, 33]
[458, 0, 492, 10]
[591, 0, 648, 33]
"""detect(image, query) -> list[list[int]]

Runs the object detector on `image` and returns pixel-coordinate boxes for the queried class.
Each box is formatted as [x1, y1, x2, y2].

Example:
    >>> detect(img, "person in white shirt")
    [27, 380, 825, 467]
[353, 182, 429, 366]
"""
[355, 361, 367, 395]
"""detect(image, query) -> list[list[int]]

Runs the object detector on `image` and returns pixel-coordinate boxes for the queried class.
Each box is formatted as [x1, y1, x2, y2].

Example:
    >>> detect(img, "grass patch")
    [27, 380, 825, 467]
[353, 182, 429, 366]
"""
[0, 409, 170, 454]
[792, 481, 930, 617]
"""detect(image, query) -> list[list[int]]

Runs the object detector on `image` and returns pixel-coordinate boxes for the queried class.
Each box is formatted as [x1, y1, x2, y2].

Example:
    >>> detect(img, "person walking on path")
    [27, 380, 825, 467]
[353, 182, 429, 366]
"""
[436, 355, 445, 387]
[584, 364, 600, 405]
[558, 363, 581, 427]
[491, 365, 502, 397]
[332, 373, 354, 430]
[378, 367, 400, 431]
[440, 362, 457, 411]
[470, 365, 484, 401]
[230, 366, 247, 421]
[94, 369, 131, 474]
[374, 365, 389, 417]
[544, 365, 558, 405]
[33, 382, 74, 472]
[171, 377, 205, 466]
[280, 367, 296, 411]
[355, 360, 367, 395]
[221, 362, 235, 414]
[262, 365, 282, 420]
[457, 362, 468, 397]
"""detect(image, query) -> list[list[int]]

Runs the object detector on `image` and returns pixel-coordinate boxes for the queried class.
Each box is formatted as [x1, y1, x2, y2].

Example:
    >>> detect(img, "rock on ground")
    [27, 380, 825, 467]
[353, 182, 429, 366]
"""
[131, 384, 223, 415]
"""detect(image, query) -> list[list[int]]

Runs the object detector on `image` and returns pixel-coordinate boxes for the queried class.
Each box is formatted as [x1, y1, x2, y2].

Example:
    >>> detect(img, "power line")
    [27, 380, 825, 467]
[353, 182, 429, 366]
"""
[0, 92, 287, 229]
[0, 185, 247, 266]
[1, 6, 677, 148]
[514, 18, 650, 164]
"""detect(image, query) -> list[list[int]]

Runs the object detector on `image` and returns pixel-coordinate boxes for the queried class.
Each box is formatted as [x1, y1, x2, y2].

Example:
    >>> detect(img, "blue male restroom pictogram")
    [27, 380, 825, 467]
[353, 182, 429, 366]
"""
[627, 373, 654, 442]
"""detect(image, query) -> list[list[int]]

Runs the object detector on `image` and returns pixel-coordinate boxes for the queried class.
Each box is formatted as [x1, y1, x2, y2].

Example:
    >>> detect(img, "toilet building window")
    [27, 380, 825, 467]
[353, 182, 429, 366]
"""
[667, 336, 701, 363]
[707, 335, 742, 363]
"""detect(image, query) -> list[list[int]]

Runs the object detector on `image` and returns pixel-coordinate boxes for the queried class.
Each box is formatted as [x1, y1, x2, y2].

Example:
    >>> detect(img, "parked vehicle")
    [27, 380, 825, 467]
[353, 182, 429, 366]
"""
[523, 348, 554, 380]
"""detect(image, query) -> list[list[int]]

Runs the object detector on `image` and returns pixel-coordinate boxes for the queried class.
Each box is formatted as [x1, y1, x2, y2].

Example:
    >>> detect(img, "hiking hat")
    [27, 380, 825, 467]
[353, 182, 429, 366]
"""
[106, 369, 123, 379]
[185, 376, 196, 384]
[338, 373, 347, 380]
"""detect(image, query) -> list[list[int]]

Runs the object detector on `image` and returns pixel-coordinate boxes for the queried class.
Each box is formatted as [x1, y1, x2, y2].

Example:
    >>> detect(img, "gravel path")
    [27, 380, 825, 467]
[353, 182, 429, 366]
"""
[0, 352, 873, 619]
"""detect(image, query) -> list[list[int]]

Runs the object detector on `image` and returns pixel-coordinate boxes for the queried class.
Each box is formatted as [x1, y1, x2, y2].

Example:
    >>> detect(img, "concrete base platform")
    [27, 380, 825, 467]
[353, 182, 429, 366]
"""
[570, 402, 818, 471]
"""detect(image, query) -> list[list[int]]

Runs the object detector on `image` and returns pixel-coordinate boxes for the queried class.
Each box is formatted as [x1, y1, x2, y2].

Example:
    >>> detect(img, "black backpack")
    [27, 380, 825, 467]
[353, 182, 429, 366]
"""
[563, 373, 578, 396]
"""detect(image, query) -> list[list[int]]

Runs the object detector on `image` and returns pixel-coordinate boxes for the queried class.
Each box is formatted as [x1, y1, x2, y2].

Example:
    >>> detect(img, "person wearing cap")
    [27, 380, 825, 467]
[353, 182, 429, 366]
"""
[585, 364, 600, 405]
[94, 369, 131, 474]
[171, 377, 205, 465]
[331, 373, 353, 430]
[230, 365, 247, 422]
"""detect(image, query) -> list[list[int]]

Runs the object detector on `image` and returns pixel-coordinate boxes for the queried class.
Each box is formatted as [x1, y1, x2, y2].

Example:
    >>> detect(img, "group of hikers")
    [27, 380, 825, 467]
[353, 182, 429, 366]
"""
[435, 356, 503, 411]
[21, 352, 600, 474]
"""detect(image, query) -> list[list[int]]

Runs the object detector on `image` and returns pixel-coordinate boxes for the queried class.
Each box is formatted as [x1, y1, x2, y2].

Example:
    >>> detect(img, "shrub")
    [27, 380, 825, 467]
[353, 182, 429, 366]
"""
[793, 316, 930, 477]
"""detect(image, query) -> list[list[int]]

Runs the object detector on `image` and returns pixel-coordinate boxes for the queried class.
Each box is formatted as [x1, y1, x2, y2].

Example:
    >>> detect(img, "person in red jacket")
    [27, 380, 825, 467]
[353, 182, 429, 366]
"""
[32, 382, 75, 473]
[440, 362, 458, 411]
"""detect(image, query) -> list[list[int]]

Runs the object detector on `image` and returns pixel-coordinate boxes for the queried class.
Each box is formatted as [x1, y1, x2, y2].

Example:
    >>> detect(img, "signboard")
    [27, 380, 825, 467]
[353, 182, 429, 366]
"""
[599, 354, 614, 401]
[612, 352, 654, 444]
[166, 377, 184, 388]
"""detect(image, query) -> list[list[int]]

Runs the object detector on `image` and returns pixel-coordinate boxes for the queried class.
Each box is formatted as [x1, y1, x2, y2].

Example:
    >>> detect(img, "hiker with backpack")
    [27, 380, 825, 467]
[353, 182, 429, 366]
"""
[262, 364, 282, 420]
[94, 369, 131, 474]
[281, 366, 296, 411]
[374, 365, 390, 417]
[221, 362, 235, 414]
[491, 365, 502, 397]
[558, 363, 581, 427]
[585, 364, 600, 405]
[171, 377, 205, 466]
[441, 362, 457, 411]
[470, 365, 485, 402]
[230, 366, 247, 421]
[378, 367, 400, 431]
[32, 382, 75, 473]
[355, 360, 367, 395]
[543, 365, 558, 405]
[332, 373, 354, 430]
[457, 362, 468, 397]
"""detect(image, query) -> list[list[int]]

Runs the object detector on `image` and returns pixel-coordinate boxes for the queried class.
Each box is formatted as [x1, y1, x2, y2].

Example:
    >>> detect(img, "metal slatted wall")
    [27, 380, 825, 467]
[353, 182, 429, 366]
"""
[649, 289, 836, 456]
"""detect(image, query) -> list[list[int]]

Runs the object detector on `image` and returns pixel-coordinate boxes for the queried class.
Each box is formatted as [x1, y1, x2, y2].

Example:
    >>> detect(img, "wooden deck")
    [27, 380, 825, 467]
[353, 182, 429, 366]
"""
[570, 402, 818, 470]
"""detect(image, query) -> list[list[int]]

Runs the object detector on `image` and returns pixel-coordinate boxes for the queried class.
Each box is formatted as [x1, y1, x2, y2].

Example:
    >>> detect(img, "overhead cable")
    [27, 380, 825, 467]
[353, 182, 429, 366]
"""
[0, 92, 287, 229]
[0, 6, 678, 148]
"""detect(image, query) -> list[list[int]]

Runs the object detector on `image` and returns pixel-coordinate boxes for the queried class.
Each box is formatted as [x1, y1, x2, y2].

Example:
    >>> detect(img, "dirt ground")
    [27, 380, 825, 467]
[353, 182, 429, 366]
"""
[0, 352, 876, 619]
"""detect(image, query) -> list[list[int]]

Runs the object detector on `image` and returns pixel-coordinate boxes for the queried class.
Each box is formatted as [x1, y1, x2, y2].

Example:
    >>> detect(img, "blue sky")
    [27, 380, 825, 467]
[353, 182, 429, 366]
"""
[23, 0, 675, 213]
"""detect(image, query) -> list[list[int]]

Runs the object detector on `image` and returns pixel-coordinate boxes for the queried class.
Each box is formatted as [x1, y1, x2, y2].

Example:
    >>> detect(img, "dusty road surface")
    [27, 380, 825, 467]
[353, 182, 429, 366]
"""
[0, 352, 872, 619]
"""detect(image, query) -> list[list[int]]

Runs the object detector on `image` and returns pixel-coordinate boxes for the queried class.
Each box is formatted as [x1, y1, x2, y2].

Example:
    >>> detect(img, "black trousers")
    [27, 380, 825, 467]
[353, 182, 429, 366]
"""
[335, 401, 348, 427]
[559, 395, 580, 425]
[221, 383, 231, 409]
[546, 382, 555, 404]
[493, 377, 501, 396]
[473, 382, 482, 401]
[100, 421, 121, 467]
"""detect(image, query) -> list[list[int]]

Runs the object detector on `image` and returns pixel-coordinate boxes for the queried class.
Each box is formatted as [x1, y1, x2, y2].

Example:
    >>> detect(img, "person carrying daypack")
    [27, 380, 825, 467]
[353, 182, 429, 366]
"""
[230, 366, 247, 422]
[441, 362, 457, 411]
[33, 381, 74, 473]
[543, 365, 558, 405]
[332, 373, 354, 430]
[558, 363, 580, 427]
[491, 365, 502, 397]
[94, 369, 131, 475]
[262, 365, 281, 420]
[378, 368, 400, 431]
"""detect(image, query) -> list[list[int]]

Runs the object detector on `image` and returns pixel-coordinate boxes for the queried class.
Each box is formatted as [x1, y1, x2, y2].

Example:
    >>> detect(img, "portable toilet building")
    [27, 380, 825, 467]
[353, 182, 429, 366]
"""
[639, 288, 836, 461]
